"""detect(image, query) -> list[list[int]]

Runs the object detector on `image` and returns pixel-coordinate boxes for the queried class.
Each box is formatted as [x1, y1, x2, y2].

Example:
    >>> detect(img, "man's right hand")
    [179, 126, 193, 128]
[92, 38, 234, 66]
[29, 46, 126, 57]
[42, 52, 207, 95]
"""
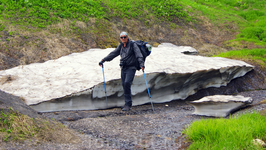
[99, 60, 104, 67]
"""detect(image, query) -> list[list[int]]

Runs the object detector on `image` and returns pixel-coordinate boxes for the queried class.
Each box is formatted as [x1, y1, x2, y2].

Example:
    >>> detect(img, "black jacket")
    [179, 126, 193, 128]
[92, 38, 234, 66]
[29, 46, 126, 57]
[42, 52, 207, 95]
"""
[102, 39, 144, 69]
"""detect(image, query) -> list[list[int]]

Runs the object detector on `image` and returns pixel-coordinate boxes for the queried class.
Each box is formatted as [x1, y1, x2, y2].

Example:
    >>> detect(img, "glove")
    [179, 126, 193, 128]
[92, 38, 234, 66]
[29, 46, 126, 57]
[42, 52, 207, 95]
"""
[99, 60, 104, 66]
[141, 66, 145, 71]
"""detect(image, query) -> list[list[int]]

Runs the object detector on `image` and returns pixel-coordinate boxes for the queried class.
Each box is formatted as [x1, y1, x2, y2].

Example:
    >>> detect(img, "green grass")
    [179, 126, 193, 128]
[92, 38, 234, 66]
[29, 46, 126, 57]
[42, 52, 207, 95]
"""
[213, 48, 266, 69]
[102, 0, 191, 22]
[183, 112, 266, 150]
[0, 0, 105, 28]
[180, 0, 266, 46]
[0, 0, 191, 29]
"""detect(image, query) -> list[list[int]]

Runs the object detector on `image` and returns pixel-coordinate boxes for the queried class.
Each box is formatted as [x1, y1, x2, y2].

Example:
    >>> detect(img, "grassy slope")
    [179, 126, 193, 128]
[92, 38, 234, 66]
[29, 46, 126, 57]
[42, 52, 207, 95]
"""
[0, 0, 265, 69]
[182, 0, 266, 45]
[0, 0, 265, 45]
[181, 0, 266, 69]
[0, 0, 193, 69]
[196, 0, 266, 69]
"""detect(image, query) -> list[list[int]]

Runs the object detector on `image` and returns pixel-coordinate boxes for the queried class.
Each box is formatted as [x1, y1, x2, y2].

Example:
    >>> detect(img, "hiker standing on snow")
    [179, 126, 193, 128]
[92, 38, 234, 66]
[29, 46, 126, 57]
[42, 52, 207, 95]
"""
[99, 32, 144, 111]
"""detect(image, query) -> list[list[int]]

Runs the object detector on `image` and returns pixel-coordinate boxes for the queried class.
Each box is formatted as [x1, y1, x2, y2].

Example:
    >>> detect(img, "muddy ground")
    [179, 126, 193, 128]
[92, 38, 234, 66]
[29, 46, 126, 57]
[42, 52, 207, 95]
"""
[0, 90, 265, 150]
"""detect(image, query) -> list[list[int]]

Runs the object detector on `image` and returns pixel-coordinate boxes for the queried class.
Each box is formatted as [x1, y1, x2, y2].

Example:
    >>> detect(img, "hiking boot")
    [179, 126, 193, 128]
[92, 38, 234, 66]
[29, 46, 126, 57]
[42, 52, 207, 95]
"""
[122, 105, 131, 111]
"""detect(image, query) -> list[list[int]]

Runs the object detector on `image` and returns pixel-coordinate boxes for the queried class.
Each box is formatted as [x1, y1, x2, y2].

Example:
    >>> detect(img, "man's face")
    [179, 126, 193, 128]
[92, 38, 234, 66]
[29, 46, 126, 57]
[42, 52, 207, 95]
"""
[120, 35, 128, 43]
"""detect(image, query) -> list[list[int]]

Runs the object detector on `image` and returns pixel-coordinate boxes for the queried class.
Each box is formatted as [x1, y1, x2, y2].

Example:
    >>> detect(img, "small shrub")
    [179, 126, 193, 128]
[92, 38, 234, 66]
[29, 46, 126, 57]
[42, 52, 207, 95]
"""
[254, 16, 266, 27]
[238, 27, 266, 41]
[239, 10, 265, 21]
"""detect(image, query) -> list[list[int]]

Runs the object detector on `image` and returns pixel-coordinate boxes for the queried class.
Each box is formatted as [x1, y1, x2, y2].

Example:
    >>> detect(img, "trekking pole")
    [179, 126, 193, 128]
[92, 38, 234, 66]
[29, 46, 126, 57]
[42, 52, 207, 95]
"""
[142, 70, 155, 113]
[101, 64, 108, 107]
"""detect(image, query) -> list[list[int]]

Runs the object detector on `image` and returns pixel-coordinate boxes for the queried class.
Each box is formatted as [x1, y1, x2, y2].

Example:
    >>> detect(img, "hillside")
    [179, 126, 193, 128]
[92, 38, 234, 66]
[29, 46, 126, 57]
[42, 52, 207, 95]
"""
[0, 0, 265, 70]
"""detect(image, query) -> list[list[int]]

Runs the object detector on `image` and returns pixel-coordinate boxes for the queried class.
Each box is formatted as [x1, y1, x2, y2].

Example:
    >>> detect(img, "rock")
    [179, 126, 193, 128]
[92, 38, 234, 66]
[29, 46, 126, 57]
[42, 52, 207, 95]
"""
[188, 95, 253, 117]
[0, 43, 253, 112]
[252, 139, 266, 147]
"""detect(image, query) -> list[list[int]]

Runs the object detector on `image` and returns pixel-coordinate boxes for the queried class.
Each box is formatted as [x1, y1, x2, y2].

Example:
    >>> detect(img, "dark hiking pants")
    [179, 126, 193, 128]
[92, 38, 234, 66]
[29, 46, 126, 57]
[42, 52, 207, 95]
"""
[121, 68, 136, 107]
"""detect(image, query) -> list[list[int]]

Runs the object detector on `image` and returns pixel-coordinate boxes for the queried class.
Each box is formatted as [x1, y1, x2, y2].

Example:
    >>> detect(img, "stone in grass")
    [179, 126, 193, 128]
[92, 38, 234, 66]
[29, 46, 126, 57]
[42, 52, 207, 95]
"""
[188, 95, 253, 117]
[252, 139, 266, 148]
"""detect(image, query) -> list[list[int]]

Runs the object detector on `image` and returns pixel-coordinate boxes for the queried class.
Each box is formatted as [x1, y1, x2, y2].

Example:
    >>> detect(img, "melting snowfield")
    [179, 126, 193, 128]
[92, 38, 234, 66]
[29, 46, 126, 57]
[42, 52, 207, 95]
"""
[0, 43, 253, 112]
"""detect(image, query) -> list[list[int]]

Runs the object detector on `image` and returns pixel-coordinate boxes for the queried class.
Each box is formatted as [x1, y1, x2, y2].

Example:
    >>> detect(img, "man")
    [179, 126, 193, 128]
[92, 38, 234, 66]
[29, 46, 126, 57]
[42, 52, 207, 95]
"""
[99, 32, 144, 111]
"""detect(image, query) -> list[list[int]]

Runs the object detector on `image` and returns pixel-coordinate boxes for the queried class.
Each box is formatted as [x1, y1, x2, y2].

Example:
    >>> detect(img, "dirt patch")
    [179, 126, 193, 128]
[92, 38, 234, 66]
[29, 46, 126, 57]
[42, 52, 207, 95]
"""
[0, 22, 96, 70]
[67, 102, 197, 149]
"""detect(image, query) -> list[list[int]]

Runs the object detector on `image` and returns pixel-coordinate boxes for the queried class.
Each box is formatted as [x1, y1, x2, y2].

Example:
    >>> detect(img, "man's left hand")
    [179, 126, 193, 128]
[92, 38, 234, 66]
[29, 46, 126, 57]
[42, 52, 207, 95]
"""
[141, 67, 144, 71]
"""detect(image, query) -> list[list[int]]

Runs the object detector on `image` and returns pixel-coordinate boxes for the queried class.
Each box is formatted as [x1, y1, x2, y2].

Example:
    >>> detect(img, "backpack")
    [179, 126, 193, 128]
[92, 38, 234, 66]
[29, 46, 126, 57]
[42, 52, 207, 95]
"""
[130, 40, 152, 70]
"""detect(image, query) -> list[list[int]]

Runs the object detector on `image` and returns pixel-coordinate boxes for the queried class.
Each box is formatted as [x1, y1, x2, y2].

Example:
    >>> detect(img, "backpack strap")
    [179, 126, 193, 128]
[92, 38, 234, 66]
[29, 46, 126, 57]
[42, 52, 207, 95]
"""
[118, 43, 123, 53]
[130, 41, 134, 51]
[130, 41, 142, 70]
